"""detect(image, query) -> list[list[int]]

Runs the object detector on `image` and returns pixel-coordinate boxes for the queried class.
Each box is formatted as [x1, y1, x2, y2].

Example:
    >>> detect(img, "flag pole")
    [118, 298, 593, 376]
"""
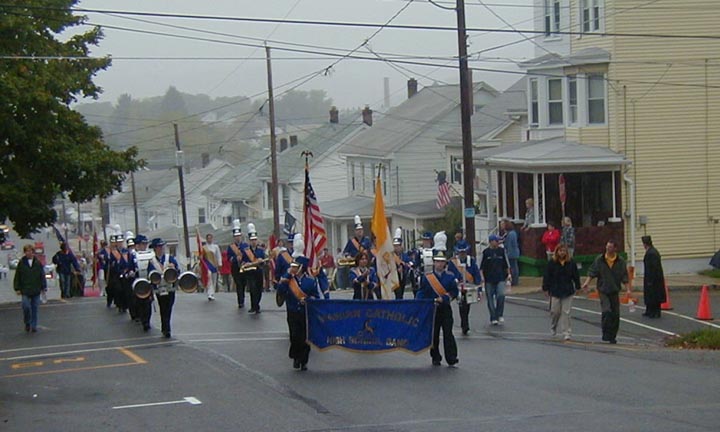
[434, 169, 464, 198]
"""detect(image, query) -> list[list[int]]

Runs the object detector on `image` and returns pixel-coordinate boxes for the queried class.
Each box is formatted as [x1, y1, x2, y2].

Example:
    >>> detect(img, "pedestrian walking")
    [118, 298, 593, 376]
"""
[480, 234, 512, 325]
[582, 240, 630, 344]
[203, 233, 222, 301]
[14, 244, 47, 332]
[641, 236, 666, 318]
[542, 244, 581, 340]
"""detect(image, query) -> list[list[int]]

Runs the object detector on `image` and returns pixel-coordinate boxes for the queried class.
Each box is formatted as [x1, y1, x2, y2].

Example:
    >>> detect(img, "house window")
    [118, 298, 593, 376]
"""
[587, 73, 606, 124]
[450, 156, 463, 185]
[548, 78, 563, 125]
[350, 162, 356, 191]
[582, 0, 602, 33]
[568, 75, 577, 124]
[198, 208, 206, 224]
[282, 184, 290, 213]
[530, 79, 539, 125]
[544, 0, 560, 36]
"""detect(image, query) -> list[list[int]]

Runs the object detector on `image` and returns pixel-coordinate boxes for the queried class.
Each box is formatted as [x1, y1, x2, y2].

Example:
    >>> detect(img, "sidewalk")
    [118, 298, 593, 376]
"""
[0, 274, 64, 305]
[513, 273, 719, 295]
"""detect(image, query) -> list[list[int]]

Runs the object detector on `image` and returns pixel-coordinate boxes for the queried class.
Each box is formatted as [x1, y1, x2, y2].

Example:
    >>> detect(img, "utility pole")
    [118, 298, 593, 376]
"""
[174, 123, 192, 270]
[99, 195, 107, 242]
[266, 45, 281, 239]
[456, 0, 476, 256]
[130, 171, 139, 235]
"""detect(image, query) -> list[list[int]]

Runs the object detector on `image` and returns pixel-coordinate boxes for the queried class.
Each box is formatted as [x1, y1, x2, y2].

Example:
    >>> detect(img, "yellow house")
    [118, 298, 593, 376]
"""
[491, 0, 720, 273]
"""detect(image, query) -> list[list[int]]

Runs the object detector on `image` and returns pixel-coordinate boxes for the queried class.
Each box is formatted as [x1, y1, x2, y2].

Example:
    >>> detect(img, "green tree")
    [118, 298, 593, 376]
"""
[0, 1, 140, 236]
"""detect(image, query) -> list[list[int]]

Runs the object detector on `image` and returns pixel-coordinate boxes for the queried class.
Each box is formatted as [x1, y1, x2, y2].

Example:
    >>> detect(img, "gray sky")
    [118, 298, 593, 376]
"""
[79, 0, 534, 109]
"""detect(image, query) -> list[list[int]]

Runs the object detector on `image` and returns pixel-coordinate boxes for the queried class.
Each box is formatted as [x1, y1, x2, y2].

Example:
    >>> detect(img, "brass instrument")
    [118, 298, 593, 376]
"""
[239, 257, 270, 273]
[337, 257, 356, 267]
[133, 278, 153, 299]
[178, 271, 199, 294]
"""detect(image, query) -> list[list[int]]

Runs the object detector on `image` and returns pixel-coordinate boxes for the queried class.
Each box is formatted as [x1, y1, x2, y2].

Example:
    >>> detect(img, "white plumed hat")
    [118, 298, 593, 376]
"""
[433, 231, 447, 251]
[232, 219, 243, 237]
[354, 215, 363, 230]
[247, 223, 257, 240]
[292, 233, 305, 258]
[393, 227, 402, 245]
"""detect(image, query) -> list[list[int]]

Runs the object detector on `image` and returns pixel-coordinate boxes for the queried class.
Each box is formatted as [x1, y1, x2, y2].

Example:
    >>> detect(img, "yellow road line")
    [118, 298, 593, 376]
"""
[1, 348, 147, 379]
[118, 347, 147, 364]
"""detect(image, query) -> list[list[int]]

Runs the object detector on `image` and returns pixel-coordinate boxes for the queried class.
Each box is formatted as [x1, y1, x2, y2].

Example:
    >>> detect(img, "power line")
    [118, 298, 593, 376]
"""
[4, 3, 720, 40]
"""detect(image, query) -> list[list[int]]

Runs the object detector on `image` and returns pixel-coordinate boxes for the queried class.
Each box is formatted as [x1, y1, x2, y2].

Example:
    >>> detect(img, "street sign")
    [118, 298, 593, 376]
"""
[464, 207, 475, 218]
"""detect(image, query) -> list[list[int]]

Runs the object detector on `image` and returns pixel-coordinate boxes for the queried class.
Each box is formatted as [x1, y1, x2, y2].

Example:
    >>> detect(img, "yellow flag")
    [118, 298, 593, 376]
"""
[371, 176, 399, 299]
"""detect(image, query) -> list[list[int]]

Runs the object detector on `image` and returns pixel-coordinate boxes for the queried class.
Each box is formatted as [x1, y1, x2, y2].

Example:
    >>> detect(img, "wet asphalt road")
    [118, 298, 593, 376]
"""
[1, 289, 719, 432]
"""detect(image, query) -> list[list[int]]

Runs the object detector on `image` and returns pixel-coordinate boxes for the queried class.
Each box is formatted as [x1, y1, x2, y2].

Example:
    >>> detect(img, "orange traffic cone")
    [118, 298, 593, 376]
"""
[620, 290, 637, 305]
[587, 290, 599, 299]
[696, 285, 714, 320]
[661, 280, 673, 310]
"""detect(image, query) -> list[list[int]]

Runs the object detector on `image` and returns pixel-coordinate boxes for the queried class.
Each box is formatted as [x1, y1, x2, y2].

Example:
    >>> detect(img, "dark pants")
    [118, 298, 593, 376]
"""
[22, 294, 40, 330]
[394, 273, 407, 299]
[107, 276, 119, 308]
[156, 291, 175, 336]
[136, 296, 153, 330]
[459, 298, 471, 334]
[645, 303, 662, 318]
[248, 271, 263, 312]
[287, 310, 310, 366]
[599, 292, 620, 341]
[430, 303, 458, 364]
[232, 271, 247, 307]
[120, 278, 134, 317]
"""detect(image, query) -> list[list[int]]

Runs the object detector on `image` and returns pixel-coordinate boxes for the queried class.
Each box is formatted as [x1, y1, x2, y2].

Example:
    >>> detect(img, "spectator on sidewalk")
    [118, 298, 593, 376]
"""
[641, 236, 666, 318]
[541, 221, 561, 260]
[561, 217, 576, 257]
[14, 244, 47, 332]
[522, 198, 535, 231]
[502, 219, 520, 286]
[480, 234, 511, 326]
[220, 249, 233, 292]
[52, 242, 80, 298]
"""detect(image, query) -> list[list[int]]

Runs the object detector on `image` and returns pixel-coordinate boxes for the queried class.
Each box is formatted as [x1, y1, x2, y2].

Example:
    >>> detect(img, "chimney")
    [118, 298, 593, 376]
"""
[329, 106, 339, 124]
[280, 138, 288, 152]
[362, 105, 373, 126]
[407, 78, 418, 99]
[289, 135, 298, 147]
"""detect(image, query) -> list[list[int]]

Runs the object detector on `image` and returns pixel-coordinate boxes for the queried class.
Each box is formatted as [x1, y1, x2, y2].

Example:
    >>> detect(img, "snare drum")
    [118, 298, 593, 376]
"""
[463, 284, 480, 304]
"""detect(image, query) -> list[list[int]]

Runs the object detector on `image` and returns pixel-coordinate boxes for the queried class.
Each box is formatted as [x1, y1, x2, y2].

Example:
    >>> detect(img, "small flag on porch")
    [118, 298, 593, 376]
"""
[436, 170, 451, 209]
[372, 175, 400, 299]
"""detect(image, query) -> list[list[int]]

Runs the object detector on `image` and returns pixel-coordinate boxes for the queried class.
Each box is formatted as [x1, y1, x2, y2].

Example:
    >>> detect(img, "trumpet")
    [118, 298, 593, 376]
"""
[239, 257, 270, 273]
[337, 257, 356, 267]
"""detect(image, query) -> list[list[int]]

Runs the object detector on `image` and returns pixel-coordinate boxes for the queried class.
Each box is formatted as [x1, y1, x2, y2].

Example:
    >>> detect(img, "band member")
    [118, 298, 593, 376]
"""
[392, 228, 412, 299]
[351, 251, 379, 300]
[343, 215, 371, 258]
[108, 231, 128, 313]
[448, 240, 482, 335]
[276, 256, 321, 371]
[123, 233, 139, 321]
[226, 220, 248, 308]
[134, 235, 154, 332]
[97, 239, 110, 303]
[242, 223, 267, 313]
[417, 248, 459, 367]
[147, 238, 179, 338]
[203, 233, 222, 301]
[274, 233, 295, 289]
[413, 232, 434, 295]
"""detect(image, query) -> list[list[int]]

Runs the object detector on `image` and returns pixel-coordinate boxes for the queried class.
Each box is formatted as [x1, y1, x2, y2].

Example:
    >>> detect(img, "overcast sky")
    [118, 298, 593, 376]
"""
[78, 0, 534, 109]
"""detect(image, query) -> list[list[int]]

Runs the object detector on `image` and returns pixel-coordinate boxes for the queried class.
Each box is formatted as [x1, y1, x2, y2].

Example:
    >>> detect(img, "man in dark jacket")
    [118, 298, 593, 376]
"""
[582, 240, 629, 344]
[14, 244, 48, 332]
[52, 242, 80, 298]
[641, 236, 666, 318]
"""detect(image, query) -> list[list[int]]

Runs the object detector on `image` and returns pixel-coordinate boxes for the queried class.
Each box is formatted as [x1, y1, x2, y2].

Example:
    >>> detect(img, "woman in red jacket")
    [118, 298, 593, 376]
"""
[541, 221, 561, 260]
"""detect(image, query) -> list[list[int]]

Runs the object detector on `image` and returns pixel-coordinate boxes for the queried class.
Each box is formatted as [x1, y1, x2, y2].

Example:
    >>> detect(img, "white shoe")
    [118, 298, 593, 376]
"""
[564, 334, 571, 341]
[491, 320, 499, 326]
[498, 317, 505, 323]
[208, 295, 215, 301]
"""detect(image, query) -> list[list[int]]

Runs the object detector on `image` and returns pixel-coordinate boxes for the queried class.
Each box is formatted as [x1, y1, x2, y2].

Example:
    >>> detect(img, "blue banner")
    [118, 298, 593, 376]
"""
[306, 299, 436, 353]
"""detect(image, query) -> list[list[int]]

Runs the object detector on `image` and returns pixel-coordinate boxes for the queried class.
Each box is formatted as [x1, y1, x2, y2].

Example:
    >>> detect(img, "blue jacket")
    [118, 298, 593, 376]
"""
[52, 251, 79, 275]
[273, 249, 294, 283]
[343, 236, 371, 257]
[480, 247, 509, 284]
[226, 241, 248, 273]
[277, 272, 321, 313]
[504, 229, 520, 259]
[417, 270, 458, 304]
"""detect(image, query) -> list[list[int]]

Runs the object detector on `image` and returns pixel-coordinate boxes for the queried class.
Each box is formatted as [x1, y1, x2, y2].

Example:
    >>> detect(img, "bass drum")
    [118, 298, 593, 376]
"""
[133, 278, 153, 299]
[148, 270, 162, 285]
[163, 267, 179, 285]
[177, 271, 199, 294]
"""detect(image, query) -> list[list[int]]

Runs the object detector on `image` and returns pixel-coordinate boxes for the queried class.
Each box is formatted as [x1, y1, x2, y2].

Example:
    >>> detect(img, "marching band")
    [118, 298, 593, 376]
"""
[93, 214, 481, 369]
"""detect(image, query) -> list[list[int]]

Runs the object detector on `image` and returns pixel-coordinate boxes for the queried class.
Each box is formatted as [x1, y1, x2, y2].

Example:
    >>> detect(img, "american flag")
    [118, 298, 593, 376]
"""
[303, 164, 327, 269]
[436, 170, 451, 209]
